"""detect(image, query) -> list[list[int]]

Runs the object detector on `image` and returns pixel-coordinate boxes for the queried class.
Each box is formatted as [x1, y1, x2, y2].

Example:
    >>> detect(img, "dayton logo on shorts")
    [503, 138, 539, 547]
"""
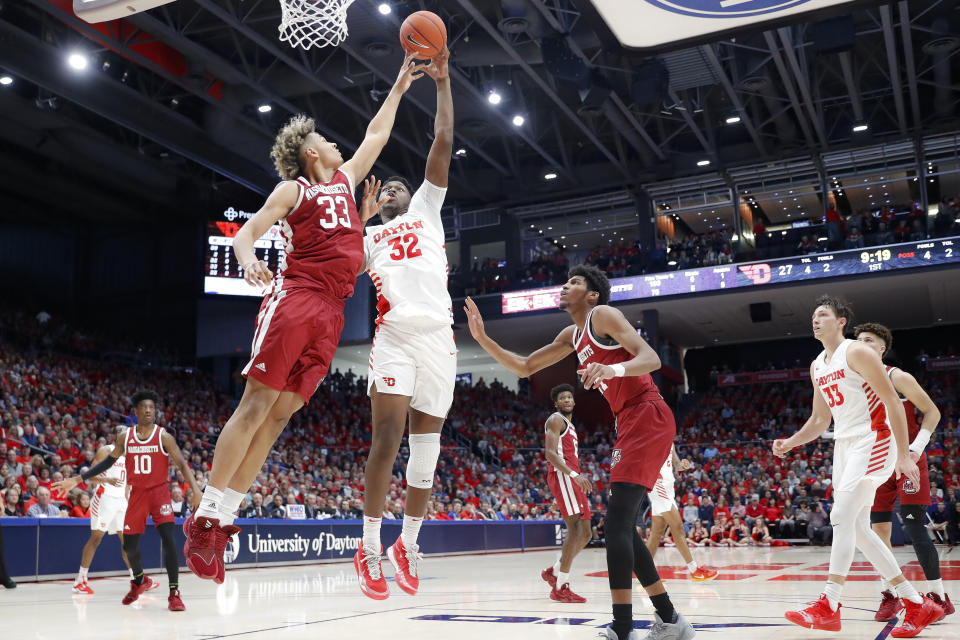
[611, 449, 622, 469]
[382, 377, 396, 387]
[902, 478, 919, 495]
[644, 0, 811, 19]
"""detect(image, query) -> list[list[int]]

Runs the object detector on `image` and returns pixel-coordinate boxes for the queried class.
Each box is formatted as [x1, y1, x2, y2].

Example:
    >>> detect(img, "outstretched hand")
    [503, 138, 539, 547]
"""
[360, 175, 389, 225]
[394, 53, 428, 93]
[423, 48, 450, 81]
[463, 297, 487, 342]
[52, 475, 80, 494]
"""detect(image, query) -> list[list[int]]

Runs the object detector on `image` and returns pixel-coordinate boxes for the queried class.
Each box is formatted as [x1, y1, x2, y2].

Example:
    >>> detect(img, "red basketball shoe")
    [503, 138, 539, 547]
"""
[213, 524, 242, 585]
[354, 546, 389, 600]
[785, 595, 842, 631]
[891, 596, 942, 637]
[541, 566, 557, 588]
[184, 515, 221, 581]
[121, 575, 157, 605]
[926, 592, 953, 619]
[550, 583, 586, 603]
[387, 537, 422, 596]
[691, 566, 719, 582]
[167, 589, 185, 611]
[72, 581, 94, 595]
[875, 590, 905, 621]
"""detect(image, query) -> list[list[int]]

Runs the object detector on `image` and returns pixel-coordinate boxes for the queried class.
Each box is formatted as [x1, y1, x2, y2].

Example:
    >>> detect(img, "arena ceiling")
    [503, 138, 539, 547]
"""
[1, 1, 959, 224]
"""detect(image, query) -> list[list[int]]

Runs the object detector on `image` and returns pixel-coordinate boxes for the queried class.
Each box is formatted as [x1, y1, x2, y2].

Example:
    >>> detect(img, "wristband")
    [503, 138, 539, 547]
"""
[569, 471, 579, 478]
[610, 363, 626, 378]
[909, 429, 931, 454]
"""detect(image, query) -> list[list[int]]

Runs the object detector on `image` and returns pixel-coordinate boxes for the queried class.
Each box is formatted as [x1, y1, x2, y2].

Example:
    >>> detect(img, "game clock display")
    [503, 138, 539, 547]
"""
[204, 207, 284, 297]
[502, 236, 959, 314]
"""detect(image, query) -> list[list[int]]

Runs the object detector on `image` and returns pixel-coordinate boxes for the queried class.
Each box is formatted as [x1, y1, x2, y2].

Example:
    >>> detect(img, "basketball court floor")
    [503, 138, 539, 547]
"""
[2, 546, 957, 639]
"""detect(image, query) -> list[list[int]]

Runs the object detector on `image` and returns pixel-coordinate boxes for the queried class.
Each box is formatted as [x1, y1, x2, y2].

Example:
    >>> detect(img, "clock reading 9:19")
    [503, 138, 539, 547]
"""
[860, 248, 892, 264]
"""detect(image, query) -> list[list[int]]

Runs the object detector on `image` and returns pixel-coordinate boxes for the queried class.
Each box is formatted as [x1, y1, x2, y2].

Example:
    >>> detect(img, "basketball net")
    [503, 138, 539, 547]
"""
[277, 0, 356, 50]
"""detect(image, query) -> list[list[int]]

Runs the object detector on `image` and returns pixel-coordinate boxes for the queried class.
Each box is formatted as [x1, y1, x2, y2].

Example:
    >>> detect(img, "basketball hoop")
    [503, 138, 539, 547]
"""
[277, 0, 356, 50]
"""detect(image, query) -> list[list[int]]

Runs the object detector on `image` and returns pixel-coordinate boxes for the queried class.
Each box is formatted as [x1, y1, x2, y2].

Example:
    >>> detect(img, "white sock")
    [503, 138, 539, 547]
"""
[128, 568, 134, 579]
[687, 561, 699, 573]
[823, 581, 843, 611]
[197, 486, 224, 520]
[880, 577, 892, 593]
[362, 516, 382, 553]
[927, 578, 944, 598]
[76, 566, 88, 584]
[894, 580, 923, 604]
[556, 571, 570, 588]
[218, 489, 245, 527]
[401, 515, 423, 547]
[553, 560, 562, 575]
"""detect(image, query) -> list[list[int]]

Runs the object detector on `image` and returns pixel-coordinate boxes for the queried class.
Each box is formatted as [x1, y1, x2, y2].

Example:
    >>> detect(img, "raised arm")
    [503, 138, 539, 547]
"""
[423, 49, 452, 188]
[463, 297, 574, 377]
[772, 363, 833, 458]
[161, 431, 202, 510]
[890, 368, 941, 459]
[576, 305, 661, 389]
[340, 54, 425, 188]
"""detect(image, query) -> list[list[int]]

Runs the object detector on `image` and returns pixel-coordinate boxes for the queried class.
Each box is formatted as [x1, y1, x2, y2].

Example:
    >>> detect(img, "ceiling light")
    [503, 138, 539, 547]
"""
[455, 148, 467, 156]
[0, 76, 12, 86]
[697, 159, 711, 167]
[544, 172, 557, 180]
[378, 3, 392, 15]
[67, 52, 88, 71]
[488, 91, 502, 105]
[852, 122, 869, 132]
[258, 104, 272, 113]
[512, 114, 524, 126]
[725, 115, 741, 125]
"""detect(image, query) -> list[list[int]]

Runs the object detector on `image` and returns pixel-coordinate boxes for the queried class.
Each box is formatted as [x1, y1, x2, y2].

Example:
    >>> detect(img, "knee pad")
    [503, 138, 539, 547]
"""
[406, 433, 441, 489]
[870, 510, 894, 524]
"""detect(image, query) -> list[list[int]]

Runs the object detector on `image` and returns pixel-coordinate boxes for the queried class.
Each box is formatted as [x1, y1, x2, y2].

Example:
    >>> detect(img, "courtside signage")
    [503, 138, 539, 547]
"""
[586, 0, 858, 50]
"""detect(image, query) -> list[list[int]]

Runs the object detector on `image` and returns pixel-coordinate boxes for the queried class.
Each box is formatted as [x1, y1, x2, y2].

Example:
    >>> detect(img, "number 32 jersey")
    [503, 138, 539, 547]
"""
[813, 339, 890, 440]
[364, 180, 452, 328]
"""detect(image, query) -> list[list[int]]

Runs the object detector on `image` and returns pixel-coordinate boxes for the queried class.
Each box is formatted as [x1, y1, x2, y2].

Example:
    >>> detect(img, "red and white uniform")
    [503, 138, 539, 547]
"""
[813, 339, 896, 494]
[873, 366, 931, 510]
[242, 170, 363, 402]
[573, 306, 675, 490]
[90, 442, 127, 534]
[545, 412, 591, 520]
[364, 181, 456, 418]
[650, 446, 677, 516]
[123, 425, 174, 534]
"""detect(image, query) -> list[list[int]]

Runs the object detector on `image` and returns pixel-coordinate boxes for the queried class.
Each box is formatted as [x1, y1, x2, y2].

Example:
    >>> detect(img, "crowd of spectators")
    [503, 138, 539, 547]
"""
[2, 309, 959, 552]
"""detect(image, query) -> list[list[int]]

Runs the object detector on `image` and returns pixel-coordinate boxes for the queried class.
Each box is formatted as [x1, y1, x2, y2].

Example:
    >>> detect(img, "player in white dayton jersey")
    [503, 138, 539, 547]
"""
[774, 295, 941, 637]
[354, 48, 454, 600]
[71, 426, 136, 594]
[646, 446, 718, 583]
[539, 384, 593, 603]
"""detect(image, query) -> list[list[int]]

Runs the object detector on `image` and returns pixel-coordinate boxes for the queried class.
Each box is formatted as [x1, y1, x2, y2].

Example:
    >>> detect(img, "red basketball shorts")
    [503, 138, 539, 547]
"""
[547, 468, 592, 520]
[242, 285, 345, 403]
[124, 484, 174, 534]
[609, 398, 676, 490]
[872, 453, 931, 510]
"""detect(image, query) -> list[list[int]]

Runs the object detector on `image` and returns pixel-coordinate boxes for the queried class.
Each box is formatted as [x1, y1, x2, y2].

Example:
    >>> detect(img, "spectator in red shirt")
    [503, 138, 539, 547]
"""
[69, 492, 91, 518]
[713, 497, 731, 523]
[745, 496, 764, 527]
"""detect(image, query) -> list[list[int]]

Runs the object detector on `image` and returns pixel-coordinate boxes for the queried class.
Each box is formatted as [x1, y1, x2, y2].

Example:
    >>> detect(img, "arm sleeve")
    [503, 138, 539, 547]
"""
[409, 180, 447, 231]
[80, 455, 118, 481]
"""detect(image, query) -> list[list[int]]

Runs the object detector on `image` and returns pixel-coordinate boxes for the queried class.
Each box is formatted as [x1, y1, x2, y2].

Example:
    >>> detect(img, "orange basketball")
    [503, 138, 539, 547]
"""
[399, 10, 446, 59]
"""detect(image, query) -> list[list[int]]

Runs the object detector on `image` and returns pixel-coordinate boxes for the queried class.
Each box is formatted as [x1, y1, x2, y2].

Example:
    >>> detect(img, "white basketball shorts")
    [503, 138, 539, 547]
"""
[90, 492, 127, 534]
[649, 479, 677, 516]
[367, 323, 456, 418]
[832, 429, 896, 493]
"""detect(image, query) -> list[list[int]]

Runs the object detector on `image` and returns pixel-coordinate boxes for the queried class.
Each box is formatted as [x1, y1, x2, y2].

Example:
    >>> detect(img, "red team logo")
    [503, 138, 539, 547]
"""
[382, 377, 396, 387]
[611, 449, 622, 469]
[902, 478, 919, 495]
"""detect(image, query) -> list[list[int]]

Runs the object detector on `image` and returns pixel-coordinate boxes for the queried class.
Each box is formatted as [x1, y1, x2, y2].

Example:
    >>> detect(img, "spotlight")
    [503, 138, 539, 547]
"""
[258, 104, 272, 113]
[544, 172, 557, 180]
[725, 115, 741, 125]
[852, 122, 869, 132]
[378, 3, 391, 15]
[0, 76, 12, 86]
[67, 52, 88, 71]
[512, 114, 524, 126]
[488, 90, 502, 105]
[697, 159, 711, 167]
[455, 148, 467, 157]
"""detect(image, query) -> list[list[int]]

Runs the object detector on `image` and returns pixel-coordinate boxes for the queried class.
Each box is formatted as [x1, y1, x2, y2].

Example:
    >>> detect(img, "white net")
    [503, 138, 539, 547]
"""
[277, 0, 356, 50]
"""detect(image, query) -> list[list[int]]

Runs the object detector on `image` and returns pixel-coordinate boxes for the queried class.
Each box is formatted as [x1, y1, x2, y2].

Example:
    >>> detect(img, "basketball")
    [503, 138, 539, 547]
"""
[399, 11, 446, 59]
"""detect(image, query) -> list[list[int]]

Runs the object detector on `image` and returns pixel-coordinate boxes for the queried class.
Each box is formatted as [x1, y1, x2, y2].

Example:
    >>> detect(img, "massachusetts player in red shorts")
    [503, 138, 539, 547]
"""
[55, 391, 202, 610]
[539, 383, 593, 603]
[465, 264, 694, 640]
[182, 56, 427, 583]
[855, 323, 954, 621]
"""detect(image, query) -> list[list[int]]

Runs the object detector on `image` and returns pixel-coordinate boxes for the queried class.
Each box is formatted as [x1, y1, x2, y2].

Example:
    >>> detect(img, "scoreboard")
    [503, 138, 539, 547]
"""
[204, 206, 283, 297]
[502, 236, 960, 314]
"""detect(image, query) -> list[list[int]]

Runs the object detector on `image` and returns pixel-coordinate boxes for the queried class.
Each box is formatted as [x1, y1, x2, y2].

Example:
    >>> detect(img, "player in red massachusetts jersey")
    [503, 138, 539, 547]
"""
[465, 264, 694, 640]
[182, 55, 426, 583]
[539, 384, 593, 604]
[55, 391, 201, 611]
[855, 323, 954, 621]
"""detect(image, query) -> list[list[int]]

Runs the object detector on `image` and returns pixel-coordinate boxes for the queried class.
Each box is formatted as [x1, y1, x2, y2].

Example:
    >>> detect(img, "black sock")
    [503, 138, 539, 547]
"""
[169, 583, 178, 592]
[612, 603, 633, 639]
[650, 593, 676, 624]
[133, 572, 144, 586]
